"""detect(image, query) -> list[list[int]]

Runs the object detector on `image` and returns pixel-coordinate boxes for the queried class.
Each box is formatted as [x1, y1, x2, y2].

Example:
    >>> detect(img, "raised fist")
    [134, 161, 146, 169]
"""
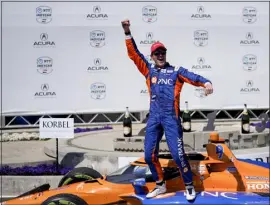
[121, 19, 131, 33]
[204, 82, 213, 96]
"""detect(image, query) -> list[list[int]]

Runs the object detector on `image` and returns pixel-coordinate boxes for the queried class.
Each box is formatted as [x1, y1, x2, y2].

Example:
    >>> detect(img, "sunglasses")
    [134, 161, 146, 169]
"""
[153, 51, 166, 56]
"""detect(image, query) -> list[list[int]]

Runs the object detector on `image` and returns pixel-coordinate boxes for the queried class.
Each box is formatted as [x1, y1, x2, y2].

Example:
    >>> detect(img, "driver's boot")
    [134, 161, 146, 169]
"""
[185, 184, 196, 201]
[146, 180, 166, 198]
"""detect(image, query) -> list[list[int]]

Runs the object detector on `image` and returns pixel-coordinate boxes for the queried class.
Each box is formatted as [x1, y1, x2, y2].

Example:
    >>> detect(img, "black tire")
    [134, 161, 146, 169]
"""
[58, 167, 102, 187]
[41, 193, 87, 205]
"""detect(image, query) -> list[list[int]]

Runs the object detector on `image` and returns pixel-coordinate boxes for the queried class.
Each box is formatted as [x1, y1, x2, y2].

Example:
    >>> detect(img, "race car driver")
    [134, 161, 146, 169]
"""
[121, 19, 213, 201]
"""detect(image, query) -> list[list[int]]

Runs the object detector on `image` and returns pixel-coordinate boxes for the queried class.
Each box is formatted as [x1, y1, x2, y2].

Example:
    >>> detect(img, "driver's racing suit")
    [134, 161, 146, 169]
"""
[125, 35, 211, 185]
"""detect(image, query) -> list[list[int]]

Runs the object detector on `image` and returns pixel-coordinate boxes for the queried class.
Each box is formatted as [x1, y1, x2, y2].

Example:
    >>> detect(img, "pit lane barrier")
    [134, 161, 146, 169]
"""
[113, 130, 270, 152]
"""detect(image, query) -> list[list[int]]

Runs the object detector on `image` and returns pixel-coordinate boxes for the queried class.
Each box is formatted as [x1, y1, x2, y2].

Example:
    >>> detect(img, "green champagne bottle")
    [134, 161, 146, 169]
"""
[182, 101, 191, 132]
[241, 104, 250, 134]
[123, 107, 132, 137]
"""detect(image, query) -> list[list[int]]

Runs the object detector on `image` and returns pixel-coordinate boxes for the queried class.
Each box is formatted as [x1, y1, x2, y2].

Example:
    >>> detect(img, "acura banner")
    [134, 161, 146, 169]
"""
[2, 1, 269, 114]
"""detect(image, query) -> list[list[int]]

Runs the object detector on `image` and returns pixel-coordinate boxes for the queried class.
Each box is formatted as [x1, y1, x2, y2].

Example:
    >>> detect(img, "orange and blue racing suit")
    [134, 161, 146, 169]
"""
[125, 35, 211, 185]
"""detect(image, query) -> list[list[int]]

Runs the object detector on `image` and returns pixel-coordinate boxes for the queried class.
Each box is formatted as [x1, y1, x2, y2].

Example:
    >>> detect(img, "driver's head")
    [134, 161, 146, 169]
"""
[151, 42, 167, 68]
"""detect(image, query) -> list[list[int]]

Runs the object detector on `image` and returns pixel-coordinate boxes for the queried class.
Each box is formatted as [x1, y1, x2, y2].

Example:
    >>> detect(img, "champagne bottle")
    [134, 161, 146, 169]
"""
[123, 107, 132, 137]
[241, 104, 250, 134]
[182, 101, 191, 132]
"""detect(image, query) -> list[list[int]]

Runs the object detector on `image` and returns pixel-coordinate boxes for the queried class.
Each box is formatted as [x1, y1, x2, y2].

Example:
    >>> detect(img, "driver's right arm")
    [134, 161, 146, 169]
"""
[125, 35, 149, 78]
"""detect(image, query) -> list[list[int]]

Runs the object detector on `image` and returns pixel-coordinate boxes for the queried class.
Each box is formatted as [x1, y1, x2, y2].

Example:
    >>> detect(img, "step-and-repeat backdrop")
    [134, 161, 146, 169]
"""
[2, 1, 269, 114]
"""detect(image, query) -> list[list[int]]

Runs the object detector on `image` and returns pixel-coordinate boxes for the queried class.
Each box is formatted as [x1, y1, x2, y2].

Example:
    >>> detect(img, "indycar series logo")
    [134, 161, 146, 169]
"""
[242, 54, 257, 71]
[194, 30, 208, 47]
[142, 5, 157, 23]
[90, 82, 106, 99]
[242, 7, 257, 24]
[191, 6, 212, 20]
[36, 6, 52, 24]
[34, 84, 56, 98]
[240, 32, 260, 46]
[34, 33, 55, 48]
[194, 87, 206, 98]
[240, 80, 260, 94]
[90, 30, 106, 47]
[87, 58, 109, 72]
[86, 5, 108, 20]
[37, 56, 53, 74]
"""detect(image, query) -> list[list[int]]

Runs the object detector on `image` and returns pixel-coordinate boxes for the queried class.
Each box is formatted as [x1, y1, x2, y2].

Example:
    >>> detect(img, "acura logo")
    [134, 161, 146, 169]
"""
[246, 32, 253, 39]
[40, 33, 48, 41]
[246, 80, 253, 87]
[197, 57, 205, 65]
[93, 6, 101, 13]
[146, 32, 153, 40]
[197, 6, 204, 13]
[94, 58, 101, 66]
[41, 84, 49, 91]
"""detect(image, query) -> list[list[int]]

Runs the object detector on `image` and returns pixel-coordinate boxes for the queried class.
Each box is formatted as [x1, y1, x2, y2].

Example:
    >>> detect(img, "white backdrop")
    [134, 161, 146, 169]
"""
[2, 1, 269, 115]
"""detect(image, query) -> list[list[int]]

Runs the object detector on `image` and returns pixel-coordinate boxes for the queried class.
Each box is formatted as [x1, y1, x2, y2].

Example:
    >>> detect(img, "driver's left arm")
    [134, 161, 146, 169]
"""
[177, 66, 211, 87]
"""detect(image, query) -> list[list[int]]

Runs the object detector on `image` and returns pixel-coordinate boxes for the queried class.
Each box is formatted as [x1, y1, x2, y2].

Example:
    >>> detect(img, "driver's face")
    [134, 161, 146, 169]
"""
[151, 48, 167, 68]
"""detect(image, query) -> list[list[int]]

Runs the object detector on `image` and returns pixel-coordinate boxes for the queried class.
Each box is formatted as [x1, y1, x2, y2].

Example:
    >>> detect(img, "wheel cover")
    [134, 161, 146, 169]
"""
[62, 174, 94, 186]
[48, 199, 77, 205]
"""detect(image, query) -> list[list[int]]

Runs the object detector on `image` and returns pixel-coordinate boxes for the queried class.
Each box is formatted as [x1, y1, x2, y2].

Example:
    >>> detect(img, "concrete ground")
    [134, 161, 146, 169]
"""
[1, 141, 55, 166]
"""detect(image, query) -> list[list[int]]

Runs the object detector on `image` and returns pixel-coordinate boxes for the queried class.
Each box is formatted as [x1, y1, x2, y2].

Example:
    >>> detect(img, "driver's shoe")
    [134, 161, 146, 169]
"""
[146, 183, 166, 198]
[185, 185, 196, 201]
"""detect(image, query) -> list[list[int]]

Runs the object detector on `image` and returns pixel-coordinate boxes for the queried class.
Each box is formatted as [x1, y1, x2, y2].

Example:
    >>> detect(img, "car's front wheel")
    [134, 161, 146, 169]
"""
[41, 193, 87, 205]
[58, 167, 103, 187]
